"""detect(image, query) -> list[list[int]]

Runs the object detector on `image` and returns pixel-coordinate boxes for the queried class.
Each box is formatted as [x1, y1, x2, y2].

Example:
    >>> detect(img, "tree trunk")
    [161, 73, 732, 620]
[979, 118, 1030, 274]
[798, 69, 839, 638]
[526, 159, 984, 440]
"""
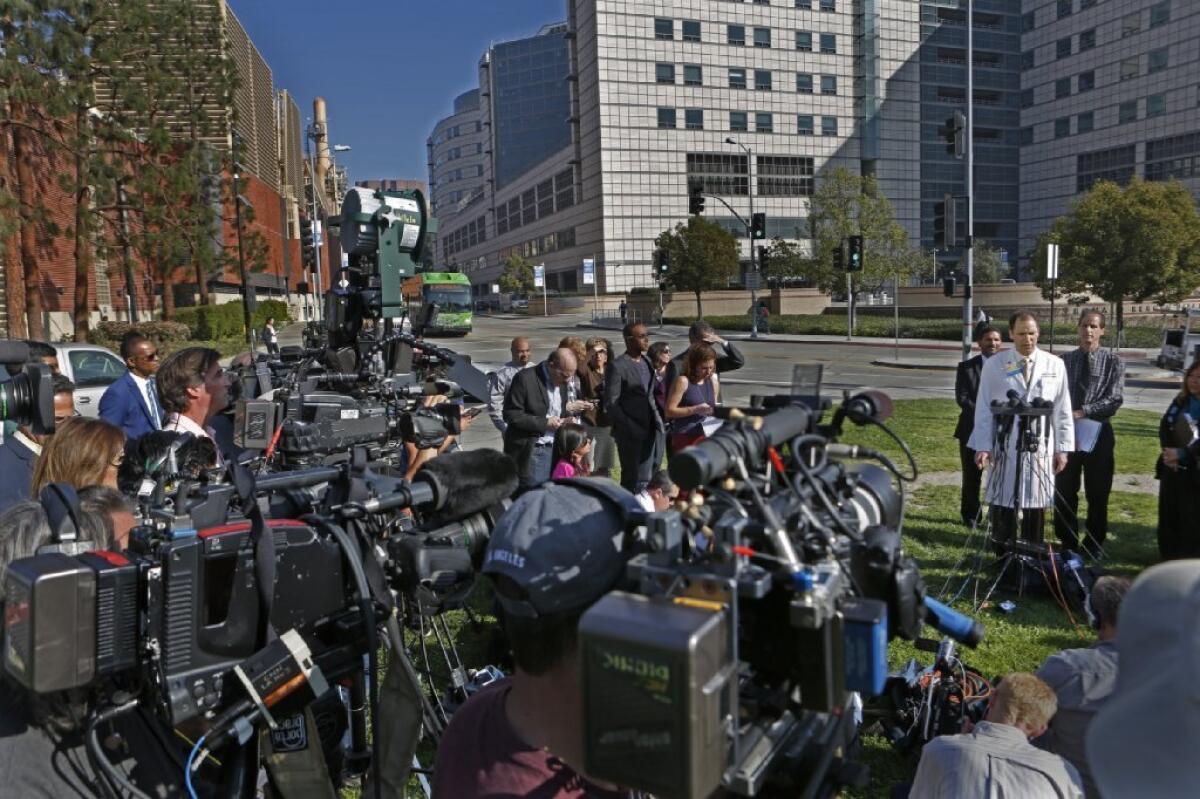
[161, 263, 176, 320]
[695, 290, 704, 320]
[72, 109, 92, 342]
[1, 121, 27, 338]
[11, 120, 44, 340]
[1116, 300, 1125, 348]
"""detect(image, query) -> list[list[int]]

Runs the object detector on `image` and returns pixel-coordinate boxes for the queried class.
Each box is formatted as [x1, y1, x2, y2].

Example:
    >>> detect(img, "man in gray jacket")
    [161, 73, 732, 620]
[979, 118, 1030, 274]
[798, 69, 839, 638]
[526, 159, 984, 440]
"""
[487, 337, 532, 434]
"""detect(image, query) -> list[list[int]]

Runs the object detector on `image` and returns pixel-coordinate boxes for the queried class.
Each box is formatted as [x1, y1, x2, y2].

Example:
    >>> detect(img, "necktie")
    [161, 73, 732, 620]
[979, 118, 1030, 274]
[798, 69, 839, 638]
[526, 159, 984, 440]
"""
[147, 378, 161, 427]
[1020, 357, 1031, 384]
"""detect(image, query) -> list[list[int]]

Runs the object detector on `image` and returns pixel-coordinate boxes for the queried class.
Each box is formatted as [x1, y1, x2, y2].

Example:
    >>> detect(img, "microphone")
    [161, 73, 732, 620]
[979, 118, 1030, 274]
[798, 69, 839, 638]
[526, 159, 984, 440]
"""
[413, 449, 520, 521]
[1030, 397, 1053, 409]
[922, 596, 984, 648]
[841, 390, 894, 425]
[1006, 389, 1028, 409]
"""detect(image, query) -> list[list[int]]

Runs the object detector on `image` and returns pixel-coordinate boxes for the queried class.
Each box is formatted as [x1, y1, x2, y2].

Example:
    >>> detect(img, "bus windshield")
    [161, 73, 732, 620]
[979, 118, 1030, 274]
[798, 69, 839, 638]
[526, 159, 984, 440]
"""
[424, 287, 472, 313]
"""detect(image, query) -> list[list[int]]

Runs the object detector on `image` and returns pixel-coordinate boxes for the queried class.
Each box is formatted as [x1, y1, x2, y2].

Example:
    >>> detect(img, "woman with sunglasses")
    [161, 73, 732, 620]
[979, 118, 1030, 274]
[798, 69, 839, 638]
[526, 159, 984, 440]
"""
[578, 337, 616, 476]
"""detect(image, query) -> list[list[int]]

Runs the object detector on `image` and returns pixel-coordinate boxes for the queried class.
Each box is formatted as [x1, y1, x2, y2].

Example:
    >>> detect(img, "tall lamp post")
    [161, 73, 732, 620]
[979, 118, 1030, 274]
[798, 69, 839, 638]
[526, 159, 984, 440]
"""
[726, 137, 759, 339]
[231, 133, 255, 350]
[304, 120, 326, 316]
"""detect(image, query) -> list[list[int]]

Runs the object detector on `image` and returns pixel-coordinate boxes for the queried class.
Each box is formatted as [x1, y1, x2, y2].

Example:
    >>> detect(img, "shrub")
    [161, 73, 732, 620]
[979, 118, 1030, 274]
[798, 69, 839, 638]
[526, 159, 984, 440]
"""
[251, 299, 290, 331]
[172, 299, 290, 340]
[88, 321, 191, 354]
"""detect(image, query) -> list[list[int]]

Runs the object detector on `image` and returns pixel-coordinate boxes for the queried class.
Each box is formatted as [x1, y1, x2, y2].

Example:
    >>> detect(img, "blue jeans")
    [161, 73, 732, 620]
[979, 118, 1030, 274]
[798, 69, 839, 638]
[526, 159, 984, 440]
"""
[528, 444, 554, 487]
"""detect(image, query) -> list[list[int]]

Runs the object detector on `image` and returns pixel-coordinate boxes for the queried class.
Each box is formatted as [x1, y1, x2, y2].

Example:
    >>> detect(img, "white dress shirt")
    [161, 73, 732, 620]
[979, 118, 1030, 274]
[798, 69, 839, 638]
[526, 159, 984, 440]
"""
[130, 372, 161, 428]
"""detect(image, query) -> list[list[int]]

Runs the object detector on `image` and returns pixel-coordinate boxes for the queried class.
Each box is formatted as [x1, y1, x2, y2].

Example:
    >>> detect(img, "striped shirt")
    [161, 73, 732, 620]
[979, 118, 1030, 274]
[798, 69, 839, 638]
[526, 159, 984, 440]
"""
[1062, 348, 1124, 421]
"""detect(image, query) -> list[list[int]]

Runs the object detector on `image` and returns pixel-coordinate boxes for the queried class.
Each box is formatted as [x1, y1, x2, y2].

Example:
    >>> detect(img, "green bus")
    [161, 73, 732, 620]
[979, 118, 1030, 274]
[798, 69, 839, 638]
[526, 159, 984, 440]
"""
[403, 271, 473, 335]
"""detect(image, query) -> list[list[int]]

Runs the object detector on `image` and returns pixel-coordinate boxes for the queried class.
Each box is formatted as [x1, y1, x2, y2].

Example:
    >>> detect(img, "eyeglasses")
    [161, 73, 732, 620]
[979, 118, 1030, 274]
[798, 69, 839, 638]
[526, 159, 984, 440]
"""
[631, 333, 649, 339]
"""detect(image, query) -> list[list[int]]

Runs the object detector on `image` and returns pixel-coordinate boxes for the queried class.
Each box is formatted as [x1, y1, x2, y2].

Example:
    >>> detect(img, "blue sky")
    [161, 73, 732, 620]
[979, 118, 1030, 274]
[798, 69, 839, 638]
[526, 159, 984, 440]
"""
[228, 0, 564, 185]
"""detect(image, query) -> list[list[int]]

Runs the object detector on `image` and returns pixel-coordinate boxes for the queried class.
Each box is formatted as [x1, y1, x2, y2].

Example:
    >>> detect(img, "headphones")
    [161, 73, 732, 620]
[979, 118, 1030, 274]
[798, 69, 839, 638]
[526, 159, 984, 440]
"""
[1084, 588, 1100, 630]
[36, 482, 91, 556]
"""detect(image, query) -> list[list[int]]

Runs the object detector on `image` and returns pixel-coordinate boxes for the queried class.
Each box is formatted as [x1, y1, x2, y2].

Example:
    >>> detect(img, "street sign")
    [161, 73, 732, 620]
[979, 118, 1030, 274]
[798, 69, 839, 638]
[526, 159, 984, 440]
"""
[745, 271, 762, 291]
[491, 283, 500, 294]
[314, 220, 323, 246]
[1046, 243, 1059, 279]
[533, 264, 545, 288]
[1000, 249, 1008, 264]
[582, 258, 595, 286]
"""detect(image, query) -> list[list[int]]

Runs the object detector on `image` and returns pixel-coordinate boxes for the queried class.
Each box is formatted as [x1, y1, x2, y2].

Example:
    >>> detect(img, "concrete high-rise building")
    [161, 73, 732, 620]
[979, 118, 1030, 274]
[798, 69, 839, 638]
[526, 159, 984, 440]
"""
[1018, 0, 1200, 271]
[357, 178, 427, 194]
[429, 0, 1200, 295]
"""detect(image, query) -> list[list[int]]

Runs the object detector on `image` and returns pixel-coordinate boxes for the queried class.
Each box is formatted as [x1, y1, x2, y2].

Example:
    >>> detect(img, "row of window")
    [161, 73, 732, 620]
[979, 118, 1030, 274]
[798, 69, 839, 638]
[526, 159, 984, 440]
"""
[432, 120, 483, 146]
[494, 168, 575, 237]
[439, 165, 484, 183]
[654, 18, 838, 53]
[442, 215, 487, 260]
[1025, 0, 1169, 33]
[1039, 92, 1169, 145]
[496, 227, 578, 264]
[658, 107, 839, 136]
[733, 0, 838, 8]
[433, 143, 484, 167]
[1031, 3, 1172, 66]
[686, 153, 816, 198]
[655, 63, 838, 94]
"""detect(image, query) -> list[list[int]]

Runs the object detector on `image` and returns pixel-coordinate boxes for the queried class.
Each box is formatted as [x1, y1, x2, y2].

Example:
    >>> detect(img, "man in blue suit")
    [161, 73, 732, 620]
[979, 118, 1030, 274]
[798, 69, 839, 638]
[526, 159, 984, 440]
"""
[100, 332, 162, 442]
[0, 374, 76, 513]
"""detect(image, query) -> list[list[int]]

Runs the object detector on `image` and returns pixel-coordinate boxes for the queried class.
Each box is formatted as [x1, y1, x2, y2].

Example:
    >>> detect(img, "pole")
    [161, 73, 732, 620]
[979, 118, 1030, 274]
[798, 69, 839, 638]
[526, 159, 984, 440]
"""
[115, 180, 138, 323]
[591, 253, 598, 317]
[846, 272, 852, 341]
[1050, 275, 1057, 353]
[306, 122, 324, 320]
[962, 0, 975, 362]
[894, 272, 900, 361]
[543, 280, 548, 317]
[746, 145, 758, 339]
[232, 169, 254, 350]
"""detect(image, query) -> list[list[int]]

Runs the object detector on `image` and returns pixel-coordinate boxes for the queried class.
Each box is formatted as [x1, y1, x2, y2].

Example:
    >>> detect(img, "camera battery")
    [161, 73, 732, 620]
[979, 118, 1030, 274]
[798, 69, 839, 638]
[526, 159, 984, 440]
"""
[2, 553, 96, 692]
[580, 590, 730, 799]
[77, 551, 139, 677]
[842, 598, 888, 696]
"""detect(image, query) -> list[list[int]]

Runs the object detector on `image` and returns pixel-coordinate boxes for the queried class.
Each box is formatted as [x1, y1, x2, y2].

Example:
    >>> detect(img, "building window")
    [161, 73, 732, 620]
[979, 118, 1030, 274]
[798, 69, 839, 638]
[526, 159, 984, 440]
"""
[1118, 100, 1138, 124]
[655, 18, 673, 39]
[682, 20, 701, 42]
[1120, 57, 1139, 81]
[1056, 37, 1072, 59]
[684, 64, 703, 85]
[1149, 47, 1168, 74]
[1077, 111, 1094, 133]
[685, 108, 704, 130]
[796, 72, 813, 93]
[755, 70, 772, 90]
[797, 114, 814, 135]
[820, 33, 836, 53]
[687, 153, 750, 197]
[1122, 13, 1140, 37]
[1147, 93, 1166, 117]
[1146, 132, 1200, 181]
[1021, 50, 1035, 69]
[1055, 117, 1071, 138]
[729, 68, 747, 89]
[795, 0, 811, 8]
[730, 111, 748, 132]
[1056, 78, 1071, 99]
[754, 27, 771, 47]
[1080, 0, 1096, 7]
[754, 0, 770, 4]
[1077, 144, 1136, 192]
[1150, 1, 1170, 28]
[821, 74, 837, 95]
[1019, 126, 1034, 145]
[1079, 29, 1095, 51]
[728, 25, 745, 46]
[821, 116, 838, 136]
[657, 108, 676, 128]
[755, 112, 774, 133]
[1021, 11, 1036, 32]
[1057, 0, 1072, 20]
[820, 0, 836, 10]
[1020, 88, 1034, 109]
[656, 63, 675, 84]
[1078, 70, 1094, 92]
[796, 31, 812, 51]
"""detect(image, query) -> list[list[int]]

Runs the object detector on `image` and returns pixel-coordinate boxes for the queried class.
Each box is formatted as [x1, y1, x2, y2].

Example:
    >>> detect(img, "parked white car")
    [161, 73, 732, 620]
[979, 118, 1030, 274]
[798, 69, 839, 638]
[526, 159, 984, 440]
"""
[52, 343, 127, 418]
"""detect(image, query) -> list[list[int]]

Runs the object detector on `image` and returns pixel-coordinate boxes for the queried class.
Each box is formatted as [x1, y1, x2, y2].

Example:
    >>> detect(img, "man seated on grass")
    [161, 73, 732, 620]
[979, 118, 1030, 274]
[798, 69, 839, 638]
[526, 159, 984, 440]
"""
[1035, 575, 1129, 798]
[909, 672, 1084, 798]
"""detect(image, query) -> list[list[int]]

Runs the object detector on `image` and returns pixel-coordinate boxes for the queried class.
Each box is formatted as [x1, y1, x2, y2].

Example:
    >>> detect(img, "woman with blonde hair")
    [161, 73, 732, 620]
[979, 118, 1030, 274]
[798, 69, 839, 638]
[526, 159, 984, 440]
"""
[32, 417, 126, 497]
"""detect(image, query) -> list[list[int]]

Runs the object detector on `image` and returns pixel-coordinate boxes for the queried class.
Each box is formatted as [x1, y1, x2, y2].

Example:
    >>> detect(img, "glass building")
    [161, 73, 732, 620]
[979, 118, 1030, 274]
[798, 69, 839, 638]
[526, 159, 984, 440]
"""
[491, 24, 571, 189]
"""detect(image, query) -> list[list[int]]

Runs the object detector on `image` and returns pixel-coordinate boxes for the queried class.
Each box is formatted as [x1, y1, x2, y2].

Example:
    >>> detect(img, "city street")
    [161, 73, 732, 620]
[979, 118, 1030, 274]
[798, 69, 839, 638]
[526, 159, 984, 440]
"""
[449, 311, 1178, 452]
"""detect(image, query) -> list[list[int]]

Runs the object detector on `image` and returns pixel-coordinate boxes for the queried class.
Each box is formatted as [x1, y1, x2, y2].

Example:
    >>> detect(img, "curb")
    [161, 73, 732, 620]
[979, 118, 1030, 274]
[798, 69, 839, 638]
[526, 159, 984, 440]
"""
[871, 359, 957, 371]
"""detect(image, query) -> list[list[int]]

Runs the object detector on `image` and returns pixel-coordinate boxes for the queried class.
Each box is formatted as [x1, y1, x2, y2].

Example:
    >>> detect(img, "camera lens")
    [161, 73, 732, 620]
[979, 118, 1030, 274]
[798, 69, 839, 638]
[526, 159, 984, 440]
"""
[0, 364, 54, 434]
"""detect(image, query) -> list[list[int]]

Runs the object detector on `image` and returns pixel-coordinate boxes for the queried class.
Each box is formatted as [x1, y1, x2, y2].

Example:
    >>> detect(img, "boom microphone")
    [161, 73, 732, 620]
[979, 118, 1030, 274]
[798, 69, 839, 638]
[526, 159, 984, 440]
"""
[413, 449, 519, 521]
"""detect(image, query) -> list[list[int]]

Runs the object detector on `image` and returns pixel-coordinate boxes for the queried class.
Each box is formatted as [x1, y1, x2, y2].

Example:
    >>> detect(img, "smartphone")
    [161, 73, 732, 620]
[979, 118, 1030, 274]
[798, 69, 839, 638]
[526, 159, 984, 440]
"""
[464, 405, 485, 419]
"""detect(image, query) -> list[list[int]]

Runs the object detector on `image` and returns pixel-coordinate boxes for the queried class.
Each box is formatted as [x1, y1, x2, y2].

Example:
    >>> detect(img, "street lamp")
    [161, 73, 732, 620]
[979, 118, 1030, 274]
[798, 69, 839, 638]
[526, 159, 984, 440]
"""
[231, 132, 256, 349]
[726, 136, 759, 339]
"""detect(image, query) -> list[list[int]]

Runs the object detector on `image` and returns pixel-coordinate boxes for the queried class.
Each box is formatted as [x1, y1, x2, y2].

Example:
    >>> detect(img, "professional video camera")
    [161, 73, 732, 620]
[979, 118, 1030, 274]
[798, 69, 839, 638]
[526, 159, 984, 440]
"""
[579, 371, 985, 798]
[0, 340, 55, 434]
[2, 445, 518, 797]
[231, 185, 489, 469]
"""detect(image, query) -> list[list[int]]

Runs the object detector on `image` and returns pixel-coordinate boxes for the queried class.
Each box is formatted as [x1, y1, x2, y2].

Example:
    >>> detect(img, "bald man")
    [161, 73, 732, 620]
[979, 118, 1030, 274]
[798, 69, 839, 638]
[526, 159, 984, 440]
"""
[487, 337, 533, 434]
[502, 347, 592, 488]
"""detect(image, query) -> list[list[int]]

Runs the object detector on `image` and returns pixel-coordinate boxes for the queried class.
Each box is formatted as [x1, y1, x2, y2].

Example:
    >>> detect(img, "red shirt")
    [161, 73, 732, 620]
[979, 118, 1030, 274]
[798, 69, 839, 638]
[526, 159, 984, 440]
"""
[432, 679, 631, 799]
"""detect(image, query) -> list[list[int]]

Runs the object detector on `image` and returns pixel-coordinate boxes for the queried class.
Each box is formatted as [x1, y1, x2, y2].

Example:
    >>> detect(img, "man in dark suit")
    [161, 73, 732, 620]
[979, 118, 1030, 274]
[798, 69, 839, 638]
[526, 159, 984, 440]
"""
[605, 322, 666, 492]
[665, 320, 745, 389]
[503, 347, 589, 489]
[100, 331, 163, 442]
[955, 325, 1003, 527]
[0, 374, 76, 514]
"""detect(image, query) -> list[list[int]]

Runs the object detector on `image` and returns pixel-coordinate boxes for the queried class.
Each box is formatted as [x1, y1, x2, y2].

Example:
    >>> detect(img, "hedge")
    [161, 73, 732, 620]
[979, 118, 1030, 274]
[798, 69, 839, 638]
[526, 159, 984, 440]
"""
[89, 321, 191, 354]
[171, 299, 291, 340]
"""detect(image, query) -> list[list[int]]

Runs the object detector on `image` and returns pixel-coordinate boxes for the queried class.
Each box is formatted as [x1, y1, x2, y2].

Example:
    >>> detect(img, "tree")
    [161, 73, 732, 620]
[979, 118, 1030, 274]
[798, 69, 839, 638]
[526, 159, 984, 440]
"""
[806, 167, 919, 293]
[762, 237, 809, 285]
[1032, 178, 1200, 335]
[498, 254, 535, 296]
[959, 243, 1009, 284]
[654, 216, 739, 318]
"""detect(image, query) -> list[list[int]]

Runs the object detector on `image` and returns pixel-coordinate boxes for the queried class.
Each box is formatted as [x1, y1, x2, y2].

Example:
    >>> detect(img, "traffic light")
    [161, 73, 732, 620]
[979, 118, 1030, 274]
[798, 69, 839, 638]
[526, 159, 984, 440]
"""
[654, 248, 669, 276]
[846, 235, 864, 272]
[934, 193, 957, 249]
[300, 217, 315, 268]
[757, 246, 769, 274]
[688, 179, 705, 215]
[751, 212, 767, 240]
[943, 276, 956, 297]
[832, 244, 844, 270]
[939, 110, 966, 158]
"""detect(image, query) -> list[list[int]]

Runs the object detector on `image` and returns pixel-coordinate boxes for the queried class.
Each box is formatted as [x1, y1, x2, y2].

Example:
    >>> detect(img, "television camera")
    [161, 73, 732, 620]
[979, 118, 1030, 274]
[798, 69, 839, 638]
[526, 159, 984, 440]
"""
[0, 340, 56, 434]
[579, 382, 985, 798]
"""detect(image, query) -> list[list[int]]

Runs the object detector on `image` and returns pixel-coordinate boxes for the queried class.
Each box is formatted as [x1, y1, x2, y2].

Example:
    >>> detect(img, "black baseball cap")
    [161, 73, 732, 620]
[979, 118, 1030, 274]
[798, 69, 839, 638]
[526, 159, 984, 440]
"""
[482, 481, 633, 619]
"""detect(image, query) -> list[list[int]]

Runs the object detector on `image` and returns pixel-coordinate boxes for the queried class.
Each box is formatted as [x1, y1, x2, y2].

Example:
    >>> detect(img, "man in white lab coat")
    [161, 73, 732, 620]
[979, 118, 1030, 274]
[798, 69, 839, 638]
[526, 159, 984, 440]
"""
[969, 312, 1075, 547]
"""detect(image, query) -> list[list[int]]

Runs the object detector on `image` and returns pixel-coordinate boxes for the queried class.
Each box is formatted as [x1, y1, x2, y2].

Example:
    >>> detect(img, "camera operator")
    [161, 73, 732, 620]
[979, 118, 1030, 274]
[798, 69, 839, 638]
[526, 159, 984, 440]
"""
[432, 482, 636, 798]
[78, 484, 138, 550]
[0, 374, 76, 514]
[0, 498, 200, 797]
[1035, 575, 1129, 798]
[909, 672, 1084, 798]
[156, 347, 230, 462]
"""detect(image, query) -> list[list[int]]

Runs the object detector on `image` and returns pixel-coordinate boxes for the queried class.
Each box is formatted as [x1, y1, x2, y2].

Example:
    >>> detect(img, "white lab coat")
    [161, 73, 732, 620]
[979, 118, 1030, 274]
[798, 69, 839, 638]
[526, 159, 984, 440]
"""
[967, 348, 1074, 508]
